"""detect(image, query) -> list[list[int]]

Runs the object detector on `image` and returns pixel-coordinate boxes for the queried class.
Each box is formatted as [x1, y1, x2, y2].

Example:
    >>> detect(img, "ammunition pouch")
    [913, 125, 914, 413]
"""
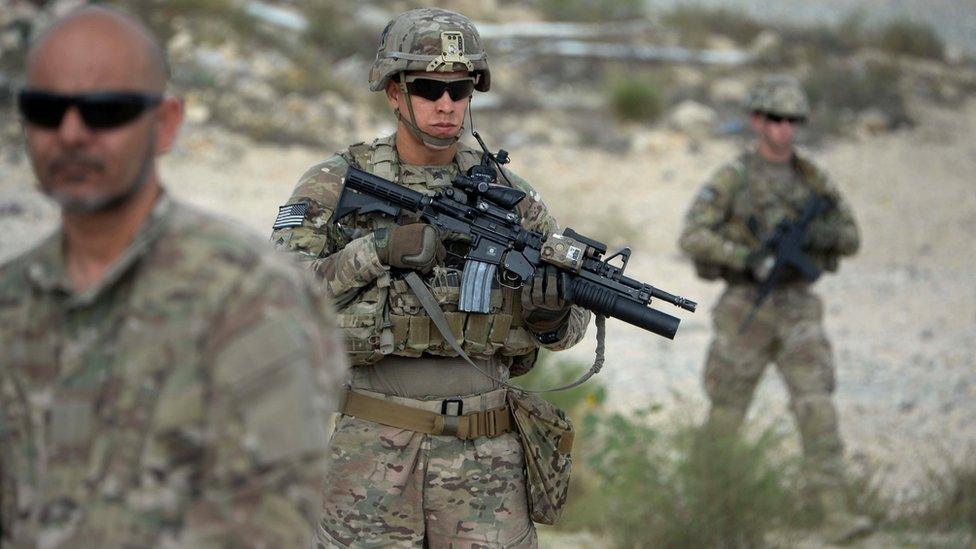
[721, 267, 814, 286]
[693, 260, 724, 281]
[337, 278, 392, 366]
[341, 266, 537, 365]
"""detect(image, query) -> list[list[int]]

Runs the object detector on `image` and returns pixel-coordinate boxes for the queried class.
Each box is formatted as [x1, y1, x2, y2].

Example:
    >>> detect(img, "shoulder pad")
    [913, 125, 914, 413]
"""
[709, 160, 746, 193]
[341, 141, 370, 169]
[501, 168, 541, 202]
[297, 155, 349, 185]
[792, 153, 832, 195]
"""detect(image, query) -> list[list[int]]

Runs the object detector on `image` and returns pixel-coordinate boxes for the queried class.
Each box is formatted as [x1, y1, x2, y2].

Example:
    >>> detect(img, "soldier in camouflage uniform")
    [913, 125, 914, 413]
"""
[0, 7, 349, 547]
[271, 8, 589, 547]
[679, 74, 871, 543]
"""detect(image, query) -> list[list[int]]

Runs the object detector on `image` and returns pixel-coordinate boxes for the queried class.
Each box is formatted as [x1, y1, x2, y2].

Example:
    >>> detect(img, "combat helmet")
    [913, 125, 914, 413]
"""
[370, 8, 489, 148]
[747, 74, 810, 119]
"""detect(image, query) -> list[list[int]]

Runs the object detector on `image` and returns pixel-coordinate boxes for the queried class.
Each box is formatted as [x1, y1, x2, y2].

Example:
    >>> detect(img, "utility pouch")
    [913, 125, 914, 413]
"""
[693, 260, 723, 281]
[506, 389, 574, 525]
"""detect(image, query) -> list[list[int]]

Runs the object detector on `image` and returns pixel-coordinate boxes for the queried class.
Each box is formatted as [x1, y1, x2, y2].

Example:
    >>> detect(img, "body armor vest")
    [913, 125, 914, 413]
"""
[696, 150, 839, 281]
[334, 136, 538, 366]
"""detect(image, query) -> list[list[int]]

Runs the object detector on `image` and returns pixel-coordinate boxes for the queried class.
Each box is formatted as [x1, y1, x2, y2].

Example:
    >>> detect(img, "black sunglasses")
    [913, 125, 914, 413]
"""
[763, 112, 806, 125]
[403, 77, 476, 102]
[17, 90, 163, 130]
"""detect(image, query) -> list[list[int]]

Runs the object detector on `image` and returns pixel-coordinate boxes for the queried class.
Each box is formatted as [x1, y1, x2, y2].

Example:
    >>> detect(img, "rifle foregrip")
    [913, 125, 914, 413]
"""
[568, 278, 680, 339]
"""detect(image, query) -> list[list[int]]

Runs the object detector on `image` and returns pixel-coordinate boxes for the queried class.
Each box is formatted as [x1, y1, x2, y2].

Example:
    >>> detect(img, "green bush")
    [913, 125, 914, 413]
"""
[108, 0, 258, 46]
[607, 76, 666, 123]
[582, 413, 797, 548]
[534, 0, 645, 23]
[911, 450, 976, 533]
[803, 61, 910, 132]
[516, 357, 805, 546]
[874, 18, 945, 60]
[841, 465, 892, 527]
[662, 6, 764, 47]
[780, 10, 869, 58]
[303, 1, 377, 59]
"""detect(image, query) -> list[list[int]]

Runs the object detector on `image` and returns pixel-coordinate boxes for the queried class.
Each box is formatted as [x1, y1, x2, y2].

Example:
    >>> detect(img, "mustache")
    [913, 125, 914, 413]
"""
[46, 153, 106, 176]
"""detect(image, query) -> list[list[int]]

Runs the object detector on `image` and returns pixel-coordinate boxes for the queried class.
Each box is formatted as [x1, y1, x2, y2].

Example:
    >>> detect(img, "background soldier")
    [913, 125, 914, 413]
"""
[0, 7, 348, 546]
[271, 8, 589, 547]
[679, 74, 871, 543]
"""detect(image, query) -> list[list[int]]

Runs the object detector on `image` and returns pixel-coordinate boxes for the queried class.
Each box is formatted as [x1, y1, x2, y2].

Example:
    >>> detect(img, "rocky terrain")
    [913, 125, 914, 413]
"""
[2, 1, 974, 546]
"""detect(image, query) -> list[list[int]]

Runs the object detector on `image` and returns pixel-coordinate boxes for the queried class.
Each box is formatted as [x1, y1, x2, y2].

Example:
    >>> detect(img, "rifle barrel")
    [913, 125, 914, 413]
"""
[651, 287, 697, 312]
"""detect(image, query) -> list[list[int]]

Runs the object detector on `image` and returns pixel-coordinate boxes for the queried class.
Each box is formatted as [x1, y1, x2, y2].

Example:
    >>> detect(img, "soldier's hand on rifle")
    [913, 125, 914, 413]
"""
[374, 223, 446, 273]
[746, 250, 775, 281]
[803, 219, 840, 251]
[521, 265, 572, 332]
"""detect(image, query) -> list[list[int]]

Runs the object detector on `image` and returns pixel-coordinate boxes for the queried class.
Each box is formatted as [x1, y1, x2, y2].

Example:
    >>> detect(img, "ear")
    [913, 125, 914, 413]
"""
[154, 95, 183, 155]
[748, 113, 764, 133]
[385, 80, 401, 110]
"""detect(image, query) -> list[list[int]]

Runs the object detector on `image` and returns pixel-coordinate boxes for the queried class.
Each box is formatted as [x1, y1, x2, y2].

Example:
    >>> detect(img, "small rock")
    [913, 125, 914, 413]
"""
[750, 30, 783, 61]
[705, 35, 738, 52]
[939, 82, 963, 103]
[183, 97, 211, 124]
[709, 77, 750, 105]
[667, 100, 717, 137]
[629, 130, 669, 154]
[856, 108, 891, 135]
[672, 66, 706, 89]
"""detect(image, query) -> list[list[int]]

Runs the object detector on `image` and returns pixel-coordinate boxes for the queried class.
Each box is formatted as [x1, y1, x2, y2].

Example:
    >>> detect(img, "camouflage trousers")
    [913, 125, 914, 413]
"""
[317, 413, 537, 548]
[703, 283, 846, 488]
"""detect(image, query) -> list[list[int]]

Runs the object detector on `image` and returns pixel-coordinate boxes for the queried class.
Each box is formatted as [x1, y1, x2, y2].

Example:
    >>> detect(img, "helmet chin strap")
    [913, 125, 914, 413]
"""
[396, 70, 462, 149]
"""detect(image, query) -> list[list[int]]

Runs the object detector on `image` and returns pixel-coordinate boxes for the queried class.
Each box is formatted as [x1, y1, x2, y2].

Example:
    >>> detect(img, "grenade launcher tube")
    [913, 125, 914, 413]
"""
[566, 275, 681, 339]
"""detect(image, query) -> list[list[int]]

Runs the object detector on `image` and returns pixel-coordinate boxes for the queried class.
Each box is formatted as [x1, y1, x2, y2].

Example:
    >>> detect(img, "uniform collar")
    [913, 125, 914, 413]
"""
[746, 145, 800, 168]
[26, 191, 174, 308]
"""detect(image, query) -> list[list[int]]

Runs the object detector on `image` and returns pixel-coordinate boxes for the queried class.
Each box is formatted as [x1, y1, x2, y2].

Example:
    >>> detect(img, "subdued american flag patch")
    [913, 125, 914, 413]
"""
[272, 203, 308, 229]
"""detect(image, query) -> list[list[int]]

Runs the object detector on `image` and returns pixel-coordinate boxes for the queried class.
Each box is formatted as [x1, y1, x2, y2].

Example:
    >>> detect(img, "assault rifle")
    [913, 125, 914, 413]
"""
[739, 193, 834, 331]
[330, 158, 696, 340]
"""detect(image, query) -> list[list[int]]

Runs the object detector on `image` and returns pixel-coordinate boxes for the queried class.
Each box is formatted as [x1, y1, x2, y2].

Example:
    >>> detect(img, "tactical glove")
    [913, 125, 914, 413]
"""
[804, 219, 840, 251]
[374, 223, 446, 273]
[521, 265, 572, 335]
[746, 250, 775, 281]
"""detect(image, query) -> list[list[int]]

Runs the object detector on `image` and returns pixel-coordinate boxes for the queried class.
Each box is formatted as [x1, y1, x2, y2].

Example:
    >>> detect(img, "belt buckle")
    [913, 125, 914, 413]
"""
[441, 398, 464, 416]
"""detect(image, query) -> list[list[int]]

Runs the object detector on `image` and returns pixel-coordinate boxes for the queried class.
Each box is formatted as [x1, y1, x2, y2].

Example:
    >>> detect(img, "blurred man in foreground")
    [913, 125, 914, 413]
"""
[679, 75, 871, 543]
[0, 7, 348, 546]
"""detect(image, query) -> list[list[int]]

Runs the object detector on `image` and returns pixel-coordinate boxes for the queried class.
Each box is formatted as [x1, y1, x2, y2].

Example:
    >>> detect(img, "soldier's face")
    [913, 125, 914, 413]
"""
[751, 113, 797, 154]
[387, 71, 471, 148]
[21, 21, 182, 213]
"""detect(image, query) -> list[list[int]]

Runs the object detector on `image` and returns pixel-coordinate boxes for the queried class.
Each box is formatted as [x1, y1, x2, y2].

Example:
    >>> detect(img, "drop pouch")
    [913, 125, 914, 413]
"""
[506, 389, 574, 525]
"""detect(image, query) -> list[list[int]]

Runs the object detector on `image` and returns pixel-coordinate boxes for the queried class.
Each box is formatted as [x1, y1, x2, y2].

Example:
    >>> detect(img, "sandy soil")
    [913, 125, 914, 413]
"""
[1, 98, 973, 509]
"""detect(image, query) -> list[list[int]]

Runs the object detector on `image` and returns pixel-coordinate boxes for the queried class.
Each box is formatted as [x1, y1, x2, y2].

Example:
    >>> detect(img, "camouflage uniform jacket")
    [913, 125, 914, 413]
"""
[271, 135, 589, 371]
[0, 193, 349, 548]
[679, 149, 859, 280]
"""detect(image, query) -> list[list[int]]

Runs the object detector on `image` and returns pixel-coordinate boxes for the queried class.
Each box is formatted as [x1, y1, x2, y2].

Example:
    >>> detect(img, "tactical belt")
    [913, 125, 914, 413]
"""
[342, 389, 514, 440]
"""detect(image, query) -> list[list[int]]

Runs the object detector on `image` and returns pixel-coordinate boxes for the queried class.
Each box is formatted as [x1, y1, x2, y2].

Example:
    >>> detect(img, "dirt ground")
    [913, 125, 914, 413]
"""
[1, 96, 973, 523]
